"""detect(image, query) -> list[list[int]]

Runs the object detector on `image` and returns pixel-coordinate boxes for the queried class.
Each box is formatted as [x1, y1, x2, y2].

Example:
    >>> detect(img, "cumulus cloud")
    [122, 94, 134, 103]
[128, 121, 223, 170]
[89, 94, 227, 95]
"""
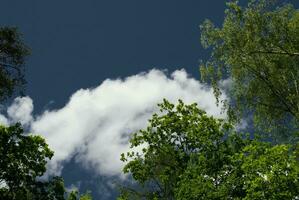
[7, 97, 33, 126]
[0, 114, 9, 126]
[0, 97, 33, 126]
[0, 69, 226, 177]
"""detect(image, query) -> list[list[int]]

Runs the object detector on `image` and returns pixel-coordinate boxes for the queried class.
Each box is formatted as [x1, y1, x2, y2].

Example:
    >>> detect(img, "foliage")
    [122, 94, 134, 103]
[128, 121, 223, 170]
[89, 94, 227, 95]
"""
[119, 100, 299, 199]
[67, 190, 92, 200]
[234, 142, 299, 199]
[0, 123, 92, 200]
[0, 27, 30, 101]
[176, 140, 299, 200]
[0, 123, 54, 199]
[200, 0, 299, 141]
[27, 177, 65, 200]
[119, 99, 228, 199]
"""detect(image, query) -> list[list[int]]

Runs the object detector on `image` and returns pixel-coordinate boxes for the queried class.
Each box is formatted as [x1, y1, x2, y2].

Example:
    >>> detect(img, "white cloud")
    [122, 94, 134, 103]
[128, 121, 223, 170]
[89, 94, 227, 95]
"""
[0, 96, 33, 126]
[0, 69, 226, 177]
[7, 97, 33, 126]
[0, 114, 9, 126]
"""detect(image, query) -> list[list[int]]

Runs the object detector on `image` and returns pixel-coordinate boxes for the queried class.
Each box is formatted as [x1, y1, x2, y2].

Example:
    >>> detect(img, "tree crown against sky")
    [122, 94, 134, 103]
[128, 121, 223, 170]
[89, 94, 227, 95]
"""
[119, 0, 299, 199]
[0, 115, 93, 200]
[0, 27, 29, 102]
[119, 99, 299, 199]
[200, 0, 299, 142]
[1, 0, 299, 199]
[0, 123, 64, 200]
[0, 28, 92, 200]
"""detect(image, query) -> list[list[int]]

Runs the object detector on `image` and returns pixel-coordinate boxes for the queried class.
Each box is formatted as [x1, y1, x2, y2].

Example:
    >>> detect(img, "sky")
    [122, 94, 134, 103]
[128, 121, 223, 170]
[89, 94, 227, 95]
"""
[1, 0, 298, 199]
[1, 0, 227, 112]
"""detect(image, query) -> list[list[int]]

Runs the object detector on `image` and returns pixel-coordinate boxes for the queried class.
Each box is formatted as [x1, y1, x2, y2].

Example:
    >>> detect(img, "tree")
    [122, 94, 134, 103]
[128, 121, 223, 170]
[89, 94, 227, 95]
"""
[0, 123, 63, 199]
[0, 27, 30, 101]
[176, 140, 299, 200]
[200, 0, 299, 141]
[119, 100, 299, 199]
[67, 190, 92, 200]
[0, 123, 92, 200]
[119, 99, 230, 199]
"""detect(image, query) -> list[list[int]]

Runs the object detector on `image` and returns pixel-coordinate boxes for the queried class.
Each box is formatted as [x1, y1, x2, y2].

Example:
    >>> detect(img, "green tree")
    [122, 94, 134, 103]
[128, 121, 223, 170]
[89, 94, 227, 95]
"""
[0, 27, 30, 101]
[176, 140, 299, 200]
[234, 142, 299, 199]
[119, 100, 299, 199]
[67, 190, 92, 200]
[120, 99, 230, 199]
[0, 123, 92, 200]
[200, 0, 299, 141]
[0, 123, 64, 199]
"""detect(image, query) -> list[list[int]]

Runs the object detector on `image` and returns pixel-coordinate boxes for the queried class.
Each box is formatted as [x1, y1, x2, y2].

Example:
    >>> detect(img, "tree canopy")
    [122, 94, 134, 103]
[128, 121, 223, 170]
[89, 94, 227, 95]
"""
[0, 123, 64, 199]
[200, 0, 299, 141]
[0, 123, 92, 200]
[119, 100, 299, 199]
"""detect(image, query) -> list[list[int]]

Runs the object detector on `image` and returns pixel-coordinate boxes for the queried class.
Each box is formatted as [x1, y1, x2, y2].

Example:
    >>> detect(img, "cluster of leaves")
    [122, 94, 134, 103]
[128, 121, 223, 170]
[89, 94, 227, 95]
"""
[67, 190, 92, 200]
[0, 124, 92, 200]
[0, 123, 61, 199]
[0, 27, 30, 101]
[119, 100, 299, 199]
[200, 0, 299, 141]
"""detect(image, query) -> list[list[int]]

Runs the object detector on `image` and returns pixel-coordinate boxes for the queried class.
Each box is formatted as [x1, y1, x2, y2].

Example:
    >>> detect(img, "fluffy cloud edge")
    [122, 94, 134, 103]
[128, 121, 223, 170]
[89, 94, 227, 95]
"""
[0, 69, 227, 177]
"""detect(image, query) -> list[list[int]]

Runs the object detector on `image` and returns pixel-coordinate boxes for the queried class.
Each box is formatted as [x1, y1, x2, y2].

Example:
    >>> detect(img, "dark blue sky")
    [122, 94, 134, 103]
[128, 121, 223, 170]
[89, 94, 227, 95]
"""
[1, 0, 227, 112]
